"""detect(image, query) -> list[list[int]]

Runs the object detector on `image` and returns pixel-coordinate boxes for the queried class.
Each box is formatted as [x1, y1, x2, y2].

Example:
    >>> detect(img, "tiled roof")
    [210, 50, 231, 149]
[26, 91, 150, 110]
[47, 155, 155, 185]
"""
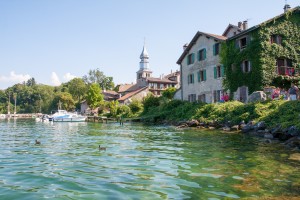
[176, 31, 227, 64]
[103, 90, 118, 95]
[228, 6, 300, 40]
[118, 84, 137, 93]
[118, 87, 148, 101]
[147, 77, 177, 84]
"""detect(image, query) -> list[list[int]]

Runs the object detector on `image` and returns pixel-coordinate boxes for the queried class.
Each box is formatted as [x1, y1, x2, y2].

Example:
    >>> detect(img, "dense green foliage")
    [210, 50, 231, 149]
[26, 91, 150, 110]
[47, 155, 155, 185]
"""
[128, 99, 143, 116]
[0, 68, 115, 114]
[162, 87, 177, 99]
[86, 83, 104, 109]
[141, 97, 300, 128]
[83, 68, 115, 90]
[221, 10, 300, 93]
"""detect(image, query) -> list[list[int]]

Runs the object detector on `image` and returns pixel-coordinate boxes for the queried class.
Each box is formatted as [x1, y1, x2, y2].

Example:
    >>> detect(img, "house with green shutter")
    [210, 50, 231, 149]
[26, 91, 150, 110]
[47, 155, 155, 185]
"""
[221, 5, 300, 102]
[177, 31, 233, 103]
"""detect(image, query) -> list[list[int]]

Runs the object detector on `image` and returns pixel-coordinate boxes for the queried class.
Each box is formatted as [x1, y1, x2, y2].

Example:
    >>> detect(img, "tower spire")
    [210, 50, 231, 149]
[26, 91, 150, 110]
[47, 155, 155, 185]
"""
[284, 0, 291, 13]
[139, 40, 149, 70]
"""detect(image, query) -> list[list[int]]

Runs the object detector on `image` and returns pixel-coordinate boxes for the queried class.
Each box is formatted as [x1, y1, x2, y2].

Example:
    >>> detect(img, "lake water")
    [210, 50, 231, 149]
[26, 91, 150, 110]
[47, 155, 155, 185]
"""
[0, 119, 299, 199]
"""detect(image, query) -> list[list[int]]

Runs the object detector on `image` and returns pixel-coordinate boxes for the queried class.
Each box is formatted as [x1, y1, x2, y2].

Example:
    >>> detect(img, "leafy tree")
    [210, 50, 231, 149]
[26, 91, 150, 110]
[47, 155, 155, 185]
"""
[51, 92, 75, 111]
[117, 105, 131, 118]
[83, 68, 115, 90]
[26, 77, 36, 87]
[67, 78, 87, 102]
[86, 83, 104, 109]
[162, 87, 177, 99]
[102, 77, 115, 91]
[129, 99, 143, 114]
[108, 100, 119, 117]
[143, 93, 160, 113]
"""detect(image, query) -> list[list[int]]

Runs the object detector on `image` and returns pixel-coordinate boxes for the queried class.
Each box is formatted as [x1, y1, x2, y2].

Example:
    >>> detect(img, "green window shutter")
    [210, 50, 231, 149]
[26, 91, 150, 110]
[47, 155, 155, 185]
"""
[197, 51, 200, 61]
[192, 73, 194, 83]
[221, 65, 225, 77]
[213, 44, 216, 56]
[214, 66, 217, 79]
[191, 53, 195, 63]
[197, 71, 200, 82]
[204, 70, 207, 81]
[186, 56, 189, 65]
[204, 48, 206, 60]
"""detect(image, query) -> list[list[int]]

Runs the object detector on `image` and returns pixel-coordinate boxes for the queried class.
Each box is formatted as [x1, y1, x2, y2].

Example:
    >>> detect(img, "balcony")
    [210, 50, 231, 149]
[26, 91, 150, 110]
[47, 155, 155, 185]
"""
[276, 66, 298, 76]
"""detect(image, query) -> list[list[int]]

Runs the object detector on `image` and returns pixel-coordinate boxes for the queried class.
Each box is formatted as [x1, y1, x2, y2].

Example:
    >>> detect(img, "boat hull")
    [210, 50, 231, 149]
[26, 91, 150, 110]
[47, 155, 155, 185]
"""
[52, 117, 86, 122]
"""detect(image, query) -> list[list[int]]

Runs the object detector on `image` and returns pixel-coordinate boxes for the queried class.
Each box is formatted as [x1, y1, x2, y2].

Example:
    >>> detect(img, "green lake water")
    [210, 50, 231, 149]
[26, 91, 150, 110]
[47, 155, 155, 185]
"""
[0, 119, 299, 199]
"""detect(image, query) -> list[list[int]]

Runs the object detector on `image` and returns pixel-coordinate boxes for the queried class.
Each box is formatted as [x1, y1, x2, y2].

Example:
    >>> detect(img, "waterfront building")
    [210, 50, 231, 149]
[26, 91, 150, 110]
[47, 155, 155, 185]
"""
[116, 44, 180, 104]
[177, 4, 300, 103]
[222, 5, 300, 102]
[176, 32, 228, 103]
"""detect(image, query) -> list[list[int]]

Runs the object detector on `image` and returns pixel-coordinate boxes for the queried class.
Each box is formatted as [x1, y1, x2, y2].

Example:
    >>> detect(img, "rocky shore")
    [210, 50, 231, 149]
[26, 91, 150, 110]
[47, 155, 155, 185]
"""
[175, 119, 300, 151]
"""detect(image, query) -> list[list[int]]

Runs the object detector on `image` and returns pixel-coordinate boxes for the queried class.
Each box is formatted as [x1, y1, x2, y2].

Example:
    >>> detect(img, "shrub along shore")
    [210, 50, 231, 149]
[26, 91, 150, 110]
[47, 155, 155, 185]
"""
[140, 99, 300, 150]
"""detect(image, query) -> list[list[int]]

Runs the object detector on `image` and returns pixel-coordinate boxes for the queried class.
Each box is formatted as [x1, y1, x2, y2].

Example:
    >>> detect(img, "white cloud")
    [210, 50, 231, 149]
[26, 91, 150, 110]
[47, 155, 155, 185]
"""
[63, 72, 77, 82]
[0, 71, 31, 83]
[51, 72, 61, 86]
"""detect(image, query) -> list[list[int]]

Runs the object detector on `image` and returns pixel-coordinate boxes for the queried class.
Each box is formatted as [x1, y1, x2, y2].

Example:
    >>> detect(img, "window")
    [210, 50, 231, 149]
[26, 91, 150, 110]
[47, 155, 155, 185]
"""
[187, 53, 195, 65]
[197, 70, 207, 82]
[188, 94, 196, 102]
[242, 60, 251, 73]
[187, 74, 194, 84]
[240, 37, 247, 49]
[214, 65, 225, 78]
[213, 90, 222, 102]
[198, 48, 206, 61]
[198, 94, 206, 103]
[213, 43, 220, 56]
[271, 35, 282, 45]
[276, 58, 295, 76]
[231, 64, 236, 72]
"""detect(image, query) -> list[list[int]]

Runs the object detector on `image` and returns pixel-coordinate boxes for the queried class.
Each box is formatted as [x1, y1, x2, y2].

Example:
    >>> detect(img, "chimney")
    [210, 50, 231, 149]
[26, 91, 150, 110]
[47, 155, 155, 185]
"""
[183, 43, 189, 51]
[284, 4, 291, 13]
[243, 20, 248, 30]
[238, 21, 243, 30]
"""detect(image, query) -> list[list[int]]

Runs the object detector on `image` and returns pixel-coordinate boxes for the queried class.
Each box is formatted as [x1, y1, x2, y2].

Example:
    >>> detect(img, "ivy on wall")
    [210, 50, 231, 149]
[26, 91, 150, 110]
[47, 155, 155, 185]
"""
[221, 10, 300, 93]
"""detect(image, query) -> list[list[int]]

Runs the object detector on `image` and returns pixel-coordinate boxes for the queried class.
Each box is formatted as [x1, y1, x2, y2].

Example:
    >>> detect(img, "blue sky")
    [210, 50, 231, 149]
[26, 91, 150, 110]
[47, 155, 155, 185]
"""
[0, 0, 299, 89]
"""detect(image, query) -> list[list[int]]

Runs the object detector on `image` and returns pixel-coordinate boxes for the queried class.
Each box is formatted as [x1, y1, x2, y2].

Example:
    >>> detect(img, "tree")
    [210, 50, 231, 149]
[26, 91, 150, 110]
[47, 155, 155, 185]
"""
[129, 99, 143, 114]
[143, 93, 160, 113]
[26, 78, 36, 87]
[108, 100, 119, 117]
[83, 68, 115, 90]
[86, 83, 104, 109]
[68, 78, 87, 102]
[162, 87, 177, 99]
[52, 92, 75, 111]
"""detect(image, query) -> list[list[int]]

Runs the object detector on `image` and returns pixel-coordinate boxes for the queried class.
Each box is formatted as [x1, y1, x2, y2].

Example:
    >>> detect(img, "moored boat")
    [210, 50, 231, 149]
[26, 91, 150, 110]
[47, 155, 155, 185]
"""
[50, 110, 86, 122]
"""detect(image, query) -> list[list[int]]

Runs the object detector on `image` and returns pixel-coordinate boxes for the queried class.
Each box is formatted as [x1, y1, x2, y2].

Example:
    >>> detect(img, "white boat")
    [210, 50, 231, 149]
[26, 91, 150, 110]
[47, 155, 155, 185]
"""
[0, 114, 6, 118]
[50, 110, 86, 122]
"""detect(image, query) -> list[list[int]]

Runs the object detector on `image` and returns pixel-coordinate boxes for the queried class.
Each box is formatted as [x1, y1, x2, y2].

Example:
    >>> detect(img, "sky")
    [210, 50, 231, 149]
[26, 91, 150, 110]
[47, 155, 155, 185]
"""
[0, 0, 299, 89]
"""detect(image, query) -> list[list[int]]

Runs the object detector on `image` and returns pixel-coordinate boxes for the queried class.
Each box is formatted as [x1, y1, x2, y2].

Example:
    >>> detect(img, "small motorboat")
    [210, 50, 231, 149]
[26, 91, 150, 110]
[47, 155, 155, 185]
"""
[50, 110, 86, 122]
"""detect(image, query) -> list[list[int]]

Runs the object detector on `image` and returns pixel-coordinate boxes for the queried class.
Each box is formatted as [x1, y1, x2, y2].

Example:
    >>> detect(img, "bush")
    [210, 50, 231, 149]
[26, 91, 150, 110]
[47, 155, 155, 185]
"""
[117, 105, 132, 118]
[129, 99, 143, 115]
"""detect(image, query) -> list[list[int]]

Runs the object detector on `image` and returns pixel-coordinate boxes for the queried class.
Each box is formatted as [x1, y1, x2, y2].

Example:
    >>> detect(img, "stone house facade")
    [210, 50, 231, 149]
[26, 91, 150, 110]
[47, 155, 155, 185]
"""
[177, 32, 227, 103]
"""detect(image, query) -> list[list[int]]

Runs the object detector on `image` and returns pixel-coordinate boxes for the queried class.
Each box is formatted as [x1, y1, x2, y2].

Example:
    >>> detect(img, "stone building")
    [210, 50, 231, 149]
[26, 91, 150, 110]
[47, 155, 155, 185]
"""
[222, 5, 300, 102]
[176, 32, 228, 103]
[117, 44, 180, 104]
